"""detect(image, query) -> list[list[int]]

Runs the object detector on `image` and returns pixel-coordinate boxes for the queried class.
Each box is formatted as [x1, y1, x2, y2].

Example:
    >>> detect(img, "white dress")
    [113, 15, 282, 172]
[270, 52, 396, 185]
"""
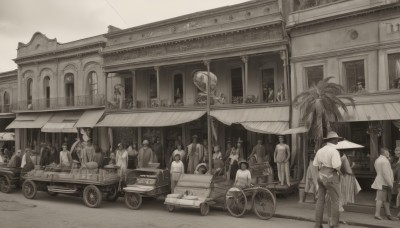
[235, 169, 252, 188]
[116, 149, 128, 176]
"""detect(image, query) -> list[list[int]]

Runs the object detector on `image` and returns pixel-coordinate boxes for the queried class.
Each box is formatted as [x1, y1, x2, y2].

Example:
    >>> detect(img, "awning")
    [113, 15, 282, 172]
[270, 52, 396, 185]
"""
[281, 126, 309, 135]
[96, 110, 206, 127]
[341, 102, 400, 122]
[75, 109, 105, 128]
[210, 107, 289, 134]
[335, 140, 364, 150]
[0, 113, 15, 119]
[241, 122, 289, 135]
[41, 112, 82, 133]
[0, 132, 15, 141]
[6, 113, 53, 129]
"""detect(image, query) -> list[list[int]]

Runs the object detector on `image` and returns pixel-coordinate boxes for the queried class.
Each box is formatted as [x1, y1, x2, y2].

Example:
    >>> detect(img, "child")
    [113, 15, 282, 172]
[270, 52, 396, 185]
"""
[170, 154, 184, 193]
[195, 163, 208, 174]
[235, 160, 252, 188]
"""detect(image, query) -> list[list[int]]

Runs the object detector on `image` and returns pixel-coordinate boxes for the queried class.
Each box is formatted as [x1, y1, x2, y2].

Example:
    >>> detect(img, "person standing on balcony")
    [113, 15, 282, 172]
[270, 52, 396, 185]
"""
[137, 140, 154, 168]
[187, 135, 201, 174]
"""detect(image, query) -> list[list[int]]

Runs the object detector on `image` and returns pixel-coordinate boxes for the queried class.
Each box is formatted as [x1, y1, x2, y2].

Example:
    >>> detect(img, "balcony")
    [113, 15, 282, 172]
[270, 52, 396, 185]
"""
[0, 105, 11, 113]
[15, 94, 105, 111]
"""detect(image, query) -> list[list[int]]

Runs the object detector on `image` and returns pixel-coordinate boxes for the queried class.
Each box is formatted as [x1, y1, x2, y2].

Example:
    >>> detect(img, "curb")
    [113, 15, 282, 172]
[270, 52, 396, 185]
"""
[274, 213, 393, 228]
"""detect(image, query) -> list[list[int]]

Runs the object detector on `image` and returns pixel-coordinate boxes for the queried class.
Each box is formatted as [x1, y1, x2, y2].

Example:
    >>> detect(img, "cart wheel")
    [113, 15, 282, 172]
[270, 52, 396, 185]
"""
[22, 180, 37, 199]
[124, 192, 142, 210]
[0, 176, 12, 193]
[47, 191, 58, 196]
[252, 188, 276, 220]
[225, 187, 247, 218]
[166, 204, 175, 212]
[106, 185, 119, 202]
[200, 203, 210, 216]
[83, 185, 102, 208]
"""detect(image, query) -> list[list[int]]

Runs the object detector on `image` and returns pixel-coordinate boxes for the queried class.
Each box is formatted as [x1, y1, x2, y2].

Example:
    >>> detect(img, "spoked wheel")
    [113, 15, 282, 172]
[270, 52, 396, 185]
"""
[0, 176, 12, 193]
[200, 203, 210, 216]
[166, 204, 175, 212]
[252, 188, 276, 220]
[22, 180, 37, 199]
[124, 192, 142, 210]
[83, 185, 102, 208]
[106, 185, 119, 202]
[225, 187, 247, 218]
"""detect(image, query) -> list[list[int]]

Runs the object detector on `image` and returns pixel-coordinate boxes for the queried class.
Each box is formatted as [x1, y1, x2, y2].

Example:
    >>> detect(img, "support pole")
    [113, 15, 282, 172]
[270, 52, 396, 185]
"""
[154, 66, 160, 106]
[241, 56, 248, 103]
[203, 60, 213, 171]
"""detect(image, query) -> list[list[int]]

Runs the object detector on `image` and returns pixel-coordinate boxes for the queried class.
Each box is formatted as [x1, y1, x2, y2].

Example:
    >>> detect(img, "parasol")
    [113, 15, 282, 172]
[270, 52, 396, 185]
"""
[193, 71, 218, 93]
[335, 140, 364, 150]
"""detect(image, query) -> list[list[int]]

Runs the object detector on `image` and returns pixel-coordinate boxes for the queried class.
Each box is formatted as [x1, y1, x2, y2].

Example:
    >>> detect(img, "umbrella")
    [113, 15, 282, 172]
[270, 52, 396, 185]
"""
[335, 140, 364, 150]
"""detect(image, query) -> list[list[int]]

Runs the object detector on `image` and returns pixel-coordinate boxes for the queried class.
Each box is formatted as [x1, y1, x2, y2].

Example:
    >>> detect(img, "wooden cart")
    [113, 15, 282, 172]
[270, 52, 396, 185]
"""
[0, 164, 22, 193]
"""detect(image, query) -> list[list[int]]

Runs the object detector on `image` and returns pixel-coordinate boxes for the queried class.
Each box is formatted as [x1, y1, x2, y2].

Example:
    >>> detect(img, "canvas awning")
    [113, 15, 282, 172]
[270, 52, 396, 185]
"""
[75, 109, 105, 128]
[0, 132, 15, 141]
[41, 111, 82, 133]
[341, 102, 400, 122]
[96, 110, 206, 127]
[210, 106, 290, 134]
[281, 126, 309, 135]
[335, 140, 364, 150]
[6, 113, 53, 129]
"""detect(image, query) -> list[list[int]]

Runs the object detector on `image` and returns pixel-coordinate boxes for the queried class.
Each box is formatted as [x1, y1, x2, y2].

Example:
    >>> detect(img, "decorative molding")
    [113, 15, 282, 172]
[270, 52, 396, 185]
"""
[39, 68, 53, 82]
[21, 70, 34, 79]
[62, 64, 78, 75]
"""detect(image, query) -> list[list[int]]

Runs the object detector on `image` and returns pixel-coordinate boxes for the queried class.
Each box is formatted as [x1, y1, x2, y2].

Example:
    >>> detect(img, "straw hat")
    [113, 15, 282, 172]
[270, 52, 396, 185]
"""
[324, 131, 342, 140]
[142, 139, 149, 145]
[238, 160, 249, 169]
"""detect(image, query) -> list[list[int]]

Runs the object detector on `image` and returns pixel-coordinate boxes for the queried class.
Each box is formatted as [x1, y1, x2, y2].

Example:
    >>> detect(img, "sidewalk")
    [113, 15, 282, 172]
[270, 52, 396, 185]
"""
[274, 196, 399, 228]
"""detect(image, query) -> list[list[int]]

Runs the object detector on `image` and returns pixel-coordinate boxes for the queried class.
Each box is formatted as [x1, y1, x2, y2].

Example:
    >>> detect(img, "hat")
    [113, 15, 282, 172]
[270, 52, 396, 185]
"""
[324, 131, 342, 140]
[238, 160, 249, 169]
[192, 135, 198, 138]
[195, 163, 208, 172]
[142, 139, 149, 145]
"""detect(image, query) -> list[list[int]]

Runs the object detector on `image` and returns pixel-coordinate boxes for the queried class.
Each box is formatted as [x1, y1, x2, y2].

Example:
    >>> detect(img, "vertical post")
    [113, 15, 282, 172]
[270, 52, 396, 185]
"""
[131, 70, 137, 108]
[203, 60, 213, 171]
[241, 56, 248, 103]
[104, 72, 108, 107]
[154, 66, 160, 106]
[280, 50, 288, 100]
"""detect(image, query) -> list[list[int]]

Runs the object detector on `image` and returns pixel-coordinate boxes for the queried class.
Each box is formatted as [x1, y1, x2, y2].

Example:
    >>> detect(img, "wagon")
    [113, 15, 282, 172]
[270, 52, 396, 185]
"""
[0, 164, 22, 193]
[123, 168, 170, 210]
[164, 173, 276, 219]
[21, 167, 120, 208]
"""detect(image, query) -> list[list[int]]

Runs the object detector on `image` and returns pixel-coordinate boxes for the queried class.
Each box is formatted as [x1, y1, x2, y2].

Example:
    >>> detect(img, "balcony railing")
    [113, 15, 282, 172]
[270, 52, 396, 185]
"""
[296, 0, 345, 11]
[0, 105, 11, 113]
[15, 94, 105, 111]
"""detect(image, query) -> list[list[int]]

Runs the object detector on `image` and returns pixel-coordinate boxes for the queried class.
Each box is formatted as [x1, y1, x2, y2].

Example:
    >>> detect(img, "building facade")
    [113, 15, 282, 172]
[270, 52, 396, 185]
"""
[287, 0, 400, 202]
[0, 70, 17, 149]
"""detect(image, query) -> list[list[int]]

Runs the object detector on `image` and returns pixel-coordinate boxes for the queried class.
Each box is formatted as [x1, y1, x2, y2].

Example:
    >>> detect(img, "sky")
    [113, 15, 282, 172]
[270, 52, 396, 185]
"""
[0, 0, 249, 72]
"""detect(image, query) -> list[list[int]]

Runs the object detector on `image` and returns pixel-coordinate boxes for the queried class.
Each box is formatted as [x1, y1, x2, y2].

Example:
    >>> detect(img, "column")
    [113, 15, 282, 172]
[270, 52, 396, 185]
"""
[154, 66, 160, 105]
[130, 70, 137, 107]
[203, 59, 213, 170]
[280, 50, 288, 100]
[241, 56, 248, 103]
[104, 72, 108, 107]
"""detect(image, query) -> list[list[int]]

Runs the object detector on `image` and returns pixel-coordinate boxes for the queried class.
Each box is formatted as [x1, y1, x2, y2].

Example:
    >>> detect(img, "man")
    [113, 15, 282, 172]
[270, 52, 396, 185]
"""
[187, 135, 201, 174]
[137, 140, 154, 168]
[249, 139, 266, 163]
[81, 140, 96, 166]
[8, 149, 22, 168]
[313, 131, 342, 228]
[372, 148, 398, 220]
[153, 137, 163, 165]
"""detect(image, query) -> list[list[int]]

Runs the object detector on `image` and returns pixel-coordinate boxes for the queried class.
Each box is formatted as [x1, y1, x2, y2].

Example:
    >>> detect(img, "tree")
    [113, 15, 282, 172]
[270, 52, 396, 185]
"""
[294, 77, 355, 150]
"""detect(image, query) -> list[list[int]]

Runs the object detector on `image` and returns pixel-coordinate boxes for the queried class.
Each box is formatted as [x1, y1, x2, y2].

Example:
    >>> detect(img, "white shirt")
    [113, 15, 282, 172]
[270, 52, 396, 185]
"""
[170, 160, 185, 174]
[235, 169, 252, 187]
[371, 155, 394, 190]
[313, 143, 341, 169]
[213, 152, 222, 160]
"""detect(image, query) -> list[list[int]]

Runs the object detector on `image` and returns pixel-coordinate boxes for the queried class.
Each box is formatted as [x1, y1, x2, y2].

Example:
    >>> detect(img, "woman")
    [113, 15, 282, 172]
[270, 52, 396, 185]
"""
[170, 144, 186, 165]
[195, 163, 208, 174]
[170, 154, 184, 193]
[234, 160, 252, 188]
[127, 143, 138, 169]
[39, 146, 50, 166]
[227, 145, 240, 181]
[339, 151, 361, 211]
[115, 143, 128, 176]
[59, 144, 72, 168]
[274, 135, 291, 186]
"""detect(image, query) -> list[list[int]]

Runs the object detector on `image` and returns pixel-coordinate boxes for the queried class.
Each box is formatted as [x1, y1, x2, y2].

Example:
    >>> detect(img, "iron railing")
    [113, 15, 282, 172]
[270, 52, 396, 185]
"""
[296, 0, 344, 11]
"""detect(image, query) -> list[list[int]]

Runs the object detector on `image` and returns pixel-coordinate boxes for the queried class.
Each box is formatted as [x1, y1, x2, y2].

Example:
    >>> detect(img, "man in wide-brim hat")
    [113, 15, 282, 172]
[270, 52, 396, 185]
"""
[137, 139, 154, 168]
[313, 131, 342, 228]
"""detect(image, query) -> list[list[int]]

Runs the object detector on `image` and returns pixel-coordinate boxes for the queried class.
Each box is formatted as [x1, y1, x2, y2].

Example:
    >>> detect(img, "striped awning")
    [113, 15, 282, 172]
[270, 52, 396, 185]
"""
[75, 109, 105, 128]
[41, 111, 82, 133]
[96, 110, 206, 127]
[210, 106, 290, 134]
[341, 102, 400, 122]
[6, 113, 53, 129]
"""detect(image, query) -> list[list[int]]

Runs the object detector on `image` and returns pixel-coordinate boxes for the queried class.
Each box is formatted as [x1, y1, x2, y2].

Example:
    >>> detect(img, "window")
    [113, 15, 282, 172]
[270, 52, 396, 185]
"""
[43, 76, 50, 108]
[388, 53, 400, 89]
[64, 73, 74, 106]
[262, 68, 275, 102]
[27, 78, 33, 105]
[231, 68, 243, 104]
[124, 77, 133, 108]
[173, 74, 183, 105]
[3, 91, 10, 112]
[88, 71, 98, 96]
[149, 74, 157, 99]
[343, 60, 365, 93]
[305, 65, 323, 88]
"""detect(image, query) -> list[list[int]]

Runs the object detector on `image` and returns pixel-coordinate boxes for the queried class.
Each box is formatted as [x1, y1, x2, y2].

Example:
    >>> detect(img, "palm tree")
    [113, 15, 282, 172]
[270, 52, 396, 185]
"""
[294, 77, 355, 150]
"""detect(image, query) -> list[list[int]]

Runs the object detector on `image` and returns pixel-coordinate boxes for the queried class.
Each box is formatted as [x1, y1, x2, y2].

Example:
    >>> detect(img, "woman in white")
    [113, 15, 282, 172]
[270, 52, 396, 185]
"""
[170, 144, 186, 164]
[234, 160, 252, 188]
[115, 143, 128, 176]
[170, 154, 184, 193]
[59, 144, 72, 168]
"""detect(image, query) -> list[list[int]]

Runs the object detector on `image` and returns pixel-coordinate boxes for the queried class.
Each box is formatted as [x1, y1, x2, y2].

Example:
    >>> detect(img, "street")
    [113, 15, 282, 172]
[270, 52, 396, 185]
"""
[0, 190, 362, 228]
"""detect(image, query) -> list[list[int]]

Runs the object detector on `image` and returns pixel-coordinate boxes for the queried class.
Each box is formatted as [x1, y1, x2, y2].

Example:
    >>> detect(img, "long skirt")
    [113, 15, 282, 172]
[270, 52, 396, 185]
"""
[340, 174, 361, 205]
[187, 154, 199, 174]
[171, 172, 182, 193]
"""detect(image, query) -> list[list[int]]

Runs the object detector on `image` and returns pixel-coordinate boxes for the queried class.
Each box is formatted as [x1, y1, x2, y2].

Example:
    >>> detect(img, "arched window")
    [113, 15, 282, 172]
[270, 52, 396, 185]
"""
[173, 73, 183, 105]
[3, 91, 10, 112]
[43, 76, 50, 107]
[64, 73, 74, 106]
[27, 78, 33, 105]
[88, 71, 98, 96]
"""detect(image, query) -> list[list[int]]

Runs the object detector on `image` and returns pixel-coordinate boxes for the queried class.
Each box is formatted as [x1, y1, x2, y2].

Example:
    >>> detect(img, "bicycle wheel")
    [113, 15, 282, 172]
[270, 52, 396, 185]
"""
[225, 186, 247, 218]
[252, 188, 276, 220]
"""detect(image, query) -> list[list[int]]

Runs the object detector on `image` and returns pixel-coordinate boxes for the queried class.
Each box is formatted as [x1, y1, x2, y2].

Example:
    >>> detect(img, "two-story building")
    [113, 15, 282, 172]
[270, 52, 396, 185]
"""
[0, 70, 17, 150]
[96, 0, 293, 169]
[7, 32, 108, 152]
[287, 0, 400, 203]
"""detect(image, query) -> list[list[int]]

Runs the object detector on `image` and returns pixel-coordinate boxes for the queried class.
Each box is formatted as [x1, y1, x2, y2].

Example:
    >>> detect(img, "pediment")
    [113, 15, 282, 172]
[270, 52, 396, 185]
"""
[17, 32, 58, 57]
